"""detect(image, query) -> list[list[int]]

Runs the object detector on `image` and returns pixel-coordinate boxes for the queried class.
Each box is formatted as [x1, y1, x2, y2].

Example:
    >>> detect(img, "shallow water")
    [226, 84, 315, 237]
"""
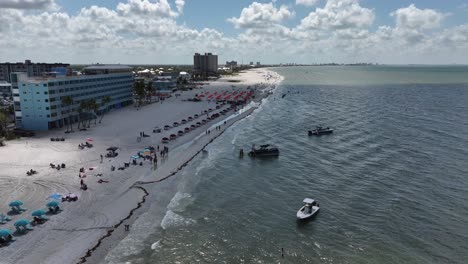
[123, 66, 468, 263]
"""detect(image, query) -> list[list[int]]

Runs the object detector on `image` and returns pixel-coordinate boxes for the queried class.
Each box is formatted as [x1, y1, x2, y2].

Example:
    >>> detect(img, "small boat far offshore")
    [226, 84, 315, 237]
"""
[308, 126, 333, 136]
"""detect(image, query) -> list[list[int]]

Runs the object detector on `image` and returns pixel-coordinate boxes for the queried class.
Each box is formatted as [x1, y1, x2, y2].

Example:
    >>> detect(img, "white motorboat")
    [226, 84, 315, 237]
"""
[296, 198, 320, 220]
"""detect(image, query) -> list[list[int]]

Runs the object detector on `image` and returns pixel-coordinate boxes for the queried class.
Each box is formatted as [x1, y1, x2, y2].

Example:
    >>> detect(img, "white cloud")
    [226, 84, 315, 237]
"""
[0, 0, 58, 10]
[299, 0, 375, 30]
[175, 0, 184, 13]
[228, 2, 294, 29]
[391, 4, 444, 29]
[117, 0, 180, 18]
[296, 0, 319, 7]
[0, 0, 467, 64]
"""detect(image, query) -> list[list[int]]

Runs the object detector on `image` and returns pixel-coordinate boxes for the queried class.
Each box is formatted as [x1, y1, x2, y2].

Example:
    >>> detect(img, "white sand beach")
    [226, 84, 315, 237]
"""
[0, 68, 283, 264]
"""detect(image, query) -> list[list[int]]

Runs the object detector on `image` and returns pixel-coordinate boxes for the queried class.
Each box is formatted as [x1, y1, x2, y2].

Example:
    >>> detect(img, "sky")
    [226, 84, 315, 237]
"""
[0, 0, 468, 64]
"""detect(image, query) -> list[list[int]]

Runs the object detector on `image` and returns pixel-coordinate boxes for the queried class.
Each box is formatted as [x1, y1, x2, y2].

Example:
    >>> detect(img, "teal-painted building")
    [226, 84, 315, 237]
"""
[12, 65, 134, 131]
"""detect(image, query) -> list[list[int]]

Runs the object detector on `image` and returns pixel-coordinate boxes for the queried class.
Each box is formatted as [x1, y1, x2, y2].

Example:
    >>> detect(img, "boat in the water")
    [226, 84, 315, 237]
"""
[308, 126, 333, 136]
[248, 144, 279, 157]
[296, 198, 319, 220]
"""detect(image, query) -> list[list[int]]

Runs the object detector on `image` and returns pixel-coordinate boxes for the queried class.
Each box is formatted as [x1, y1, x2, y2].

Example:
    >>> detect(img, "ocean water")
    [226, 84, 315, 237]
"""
[126, 66, 468, 263]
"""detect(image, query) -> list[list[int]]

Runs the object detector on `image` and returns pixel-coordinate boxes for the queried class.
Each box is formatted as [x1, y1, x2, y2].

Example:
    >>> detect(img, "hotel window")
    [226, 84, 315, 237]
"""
[44, 91, 48, 94]
[37, 99, 40, 102]
[23, 99, 27, 102]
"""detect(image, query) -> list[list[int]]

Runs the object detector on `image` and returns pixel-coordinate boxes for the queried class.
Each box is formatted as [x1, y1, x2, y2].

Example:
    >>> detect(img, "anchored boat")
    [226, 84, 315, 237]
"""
[296, 198, 320, 220]
[248, 144, 279, 157]
[308, 126, 333, 136]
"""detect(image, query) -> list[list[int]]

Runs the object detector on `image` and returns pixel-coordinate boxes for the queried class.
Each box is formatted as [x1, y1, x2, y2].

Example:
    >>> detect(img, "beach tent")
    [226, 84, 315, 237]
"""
[8, 200, 23, 207]
[48, 193, 62, 200]
[31, 210, 46, 217]
[14, 219, 30, 227]
[0, 229, 12, 238]
[46, 200, 60, 208]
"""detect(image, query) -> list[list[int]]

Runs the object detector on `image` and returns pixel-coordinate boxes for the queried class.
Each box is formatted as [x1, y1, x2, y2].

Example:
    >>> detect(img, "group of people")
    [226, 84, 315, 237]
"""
[159, 146, 169, 158]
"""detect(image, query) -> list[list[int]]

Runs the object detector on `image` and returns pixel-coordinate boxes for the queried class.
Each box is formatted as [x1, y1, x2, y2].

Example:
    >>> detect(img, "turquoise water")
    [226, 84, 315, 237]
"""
[127, 66, 468, 263]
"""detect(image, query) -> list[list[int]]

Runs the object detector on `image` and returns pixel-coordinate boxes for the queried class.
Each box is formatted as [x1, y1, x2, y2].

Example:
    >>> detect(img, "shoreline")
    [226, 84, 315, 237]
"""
[82, 71, 283, 264]
[0, 68, 284, 264]
[82, 100, 264, 264]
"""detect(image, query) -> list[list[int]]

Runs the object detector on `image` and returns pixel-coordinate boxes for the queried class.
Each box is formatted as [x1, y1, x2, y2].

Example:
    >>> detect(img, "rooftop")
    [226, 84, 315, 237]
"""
[84, 65, 132, 70]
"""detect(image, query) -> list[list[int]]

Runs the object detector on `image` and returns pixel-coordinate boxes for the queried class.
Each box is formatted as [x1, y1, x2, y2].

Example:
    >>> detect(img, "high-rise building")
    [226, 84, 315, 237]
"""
[226, 61, 238, 68]
[193, 53, 218, 76]
[11, 65, 134, 130]
[0, 60, 70, 83]
[0, 81, 12, 98]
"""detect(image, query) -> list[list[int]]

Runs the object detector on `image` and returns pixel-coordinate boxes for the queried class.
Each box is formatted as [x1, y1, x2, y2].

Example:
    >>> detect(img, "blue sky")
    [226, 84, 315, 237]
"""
[57, 0, 468, 34]
[1, 0, 468, 64]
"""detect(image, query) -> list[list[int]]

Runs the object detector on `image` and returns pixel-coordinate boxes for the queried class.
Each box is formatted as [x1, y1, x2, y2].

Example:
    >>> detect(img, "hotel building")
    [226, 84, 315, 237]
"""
[11, 65, 134, 130]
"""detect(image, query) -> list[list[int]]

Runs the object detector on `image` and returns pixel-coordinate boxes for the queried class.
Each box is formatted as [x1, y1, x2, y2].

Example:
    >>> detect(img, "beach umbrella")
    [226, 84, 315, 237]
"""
[31, 210, 46, 217]
[9, 200, 23, 207]
[0, 229, 12, 238]
[86, 138, 93, 142]
[14, 219, 30, 227]
[48, 193, 62, 200]
[107, 147, 118, 151]
[46, 200, 60, 208]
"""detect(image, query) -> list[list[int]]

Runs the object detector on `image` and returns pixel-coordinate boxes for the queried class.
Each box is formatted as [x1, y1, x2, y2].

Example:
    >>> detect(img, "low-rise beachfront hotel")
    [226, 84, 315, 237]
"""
[11, 65, 134, 130]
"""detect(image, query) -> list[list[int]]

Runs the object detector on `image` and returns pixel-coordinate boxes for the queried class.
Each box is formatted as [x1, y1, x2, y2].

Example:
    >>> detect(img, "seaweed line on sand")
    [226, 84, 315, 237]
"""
[76, 96, 268, 263]
[77, 186, 149, 264]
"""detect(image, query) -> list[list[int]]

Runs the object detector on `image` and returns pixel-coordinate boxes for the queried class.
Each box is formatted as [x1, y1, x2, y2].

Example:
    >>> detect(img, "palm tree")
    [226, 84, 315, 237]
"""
[62, 96, 74, 132]
[77, 101, 87, 130]
[145, 81, 154, 103]
[134, 80, 145, 107]
[87, 99, 98, 127]
[0, 111, 8, 137]
[99, 96, 111, 123]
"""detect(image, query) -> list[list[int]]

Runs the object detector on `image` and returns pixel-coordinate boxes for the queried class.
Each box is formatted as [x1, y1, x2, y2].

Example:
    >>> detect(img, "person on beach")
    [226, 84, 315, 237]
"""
[100, 154, 103, 163]
[80, 179, 84, 186]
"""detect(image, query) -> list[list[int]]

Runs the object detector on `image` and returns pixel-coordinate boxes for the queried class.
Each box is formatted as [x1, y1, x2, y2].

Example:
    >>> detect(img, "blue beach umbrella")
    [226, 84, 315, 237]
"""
[31, 210, 46, 217]
[14, 219, 30, 227]
[9, 200, 24, 207]
[46, 200, 59, 208]
[0, 229, 12, 238]
[48, 193, 62, 200]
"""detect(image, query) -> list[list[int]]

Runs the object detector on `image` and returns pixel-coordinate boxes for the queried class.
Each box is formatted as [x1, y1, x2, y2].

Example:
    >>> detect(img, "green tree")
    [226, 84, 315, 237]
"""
[99, 96, 111, 124]
[145, 81, 154, 102]
[0, 111, 8, 137]
[77, 101, 87, 130]
[87, 98, 98, 127]
[62, 96, 74, 132]
[134, 80, 146, 107]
